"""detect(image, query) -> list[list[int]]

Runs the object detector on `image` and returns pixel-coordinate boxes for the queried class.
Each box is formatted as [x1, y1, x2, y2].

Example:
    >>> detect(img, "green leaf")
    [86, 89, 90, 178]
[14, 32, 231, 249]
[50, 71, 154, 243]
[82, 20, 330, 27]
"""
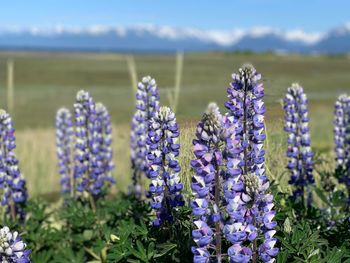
[154, 243, 177, 258]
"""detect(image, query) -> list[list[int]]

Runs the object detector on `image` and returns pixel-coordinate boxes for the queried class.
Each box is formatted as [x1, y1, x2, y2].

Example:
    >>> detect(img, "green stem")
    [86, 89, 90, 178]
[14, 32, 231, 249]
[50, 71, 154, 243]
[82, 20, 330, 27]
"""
[89, 194, 96, 213]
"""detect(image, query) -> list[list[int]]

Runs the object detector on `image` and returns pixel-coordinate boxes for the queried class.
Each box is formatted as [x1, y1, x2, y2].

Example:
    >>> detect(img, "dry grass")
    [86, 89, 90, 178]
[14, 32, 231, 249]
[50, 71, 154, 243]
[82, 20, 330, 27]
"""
[15, 117, 336, 199]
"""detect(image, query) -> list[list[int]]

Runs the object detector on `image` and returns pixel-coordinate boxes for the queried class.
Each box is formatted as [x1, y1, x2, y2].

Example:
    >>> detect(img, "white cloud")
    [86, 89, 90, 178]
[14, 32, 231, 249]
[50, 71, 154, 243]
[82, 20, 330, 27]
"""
[284, 29, 323, 44]
[0, 24, 339, 46]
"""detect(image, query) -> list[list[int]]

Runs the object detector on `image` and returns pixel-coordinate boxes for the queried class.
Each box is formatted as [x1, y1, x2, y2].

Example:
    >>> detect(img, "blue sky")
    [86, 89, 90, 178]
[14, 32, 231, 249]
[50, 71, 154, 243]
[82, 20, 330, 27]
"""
[0, 0, 349, 31]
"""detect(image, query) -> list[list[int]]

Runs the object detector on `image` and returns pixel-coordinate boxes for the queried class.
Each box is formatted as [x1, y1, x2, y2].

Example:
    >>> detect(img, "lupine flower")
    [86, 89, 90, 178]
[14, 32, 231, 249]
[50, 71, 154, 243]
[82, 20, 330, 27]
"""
[73, 90, 115, 199]
[283, 83, 314, 204]
[0, 226, 30, 263]
[130, 76, 160, 195]
[0, 110, 28, 221]
[190, 103, 225, 262]
[224, 65, 278, 262]
[96, 103, 115, 185]
[146, 106, 183, 226]
[56, 108, 73, 195]
[334, 94, 350, 188]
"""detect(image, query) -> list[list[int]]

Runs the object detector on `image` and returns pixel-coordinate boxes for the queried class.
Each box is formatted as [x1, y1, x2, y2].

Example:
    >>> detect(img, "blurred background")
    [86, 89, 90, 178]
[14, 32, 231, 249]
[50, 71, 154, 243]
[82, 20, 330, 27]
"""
[0, 0, 349, 197]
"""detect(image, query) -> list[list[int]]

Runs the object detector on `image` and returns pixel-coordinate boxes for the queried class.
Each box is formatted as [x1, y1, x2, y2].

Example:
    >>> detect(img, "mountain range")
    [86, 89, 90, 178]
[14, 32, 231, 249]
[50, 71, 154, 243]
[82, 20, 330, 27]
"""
[0, 24, 349, 53]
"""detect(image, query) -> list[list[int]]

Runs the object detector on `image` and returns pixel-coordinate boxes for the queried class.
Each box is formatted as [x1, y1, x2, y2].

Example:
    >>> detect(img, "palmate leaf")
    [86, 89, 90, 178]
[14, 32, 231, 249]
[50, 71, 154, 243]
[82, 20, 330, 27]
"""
[154, 242, 177, 258]
[30, 250, 54, 263]
[130, 240, 149, 262]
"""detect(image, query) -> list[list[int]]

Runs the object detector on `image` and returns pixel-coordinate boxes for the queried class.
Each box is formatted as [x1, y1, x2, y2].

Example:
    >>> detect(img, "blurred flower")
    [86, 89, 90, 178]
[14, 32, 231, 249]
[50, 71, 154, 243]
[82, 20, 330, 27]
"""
[130, 76, 160, 196]
[73, 90, 115, 199]
[334, 94, 350, 189]
[96, 103, 116, 186]
[0, 110, 28, 221]
[56, 108, 73, 195]
[146, 106, 183, 226]
[283, 83, 314, 204]
[0, 226, 30, 263]
[224, 65, 278, 262]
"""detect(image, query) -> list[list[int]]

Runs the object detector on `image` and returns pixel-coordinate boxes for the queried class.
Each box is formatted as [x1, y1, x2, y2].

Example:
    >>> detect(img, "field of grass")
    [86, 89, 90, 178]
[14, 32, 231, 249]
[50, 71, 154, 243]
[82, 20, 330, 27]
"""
[0, 51, 348, 197]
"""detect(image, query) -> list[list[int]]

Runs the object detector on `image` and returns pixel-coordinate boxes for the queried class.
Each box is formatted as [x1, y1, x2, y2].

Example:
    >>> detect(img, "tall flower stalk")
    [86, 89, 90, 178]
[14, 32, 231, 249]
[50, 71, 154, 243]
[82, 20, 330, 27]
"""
[146, 106, 184, 226]
[73, 90, 115, 203]
[0, 110, 28, 221]
[130, 76, 160, 195]
[224, 65, 278, 263]
[190, 103, 225, 262]
[283, 83, 314, 205]
[56, 108, 73, 195]
[334, 94, 350, 193]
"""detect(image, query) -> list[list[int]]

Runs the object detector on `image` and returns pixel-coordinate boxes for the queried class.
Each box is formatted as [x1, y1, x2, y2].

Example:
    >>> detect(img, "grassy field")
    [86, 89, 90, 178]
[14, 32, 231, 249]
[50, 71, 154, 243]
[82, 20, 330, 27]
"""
[0, 51, 348, 197]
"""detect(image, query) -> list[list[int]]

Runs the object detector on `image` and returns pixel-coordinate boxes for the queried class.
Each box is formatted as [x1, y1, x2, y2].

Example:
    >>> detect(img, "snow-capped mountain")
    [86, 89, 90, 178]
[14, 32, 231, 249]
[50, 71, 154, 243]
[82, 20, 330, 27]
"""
[0, 24, 349, 53]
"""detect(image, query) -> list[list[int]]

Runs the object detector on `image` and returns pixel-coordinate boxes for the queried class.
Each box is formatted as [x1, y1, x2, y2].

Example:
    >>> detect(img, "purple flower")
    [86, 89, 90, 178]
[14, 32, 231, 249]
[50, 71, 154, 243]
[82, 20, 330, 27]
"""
[0, 110, 28, 221]
[283, 84, 314, 204]
[190, 103, 225, 261]
[227, 244, 252, 263]
[334, 94, 350, 189]
[224, 65, 278, 262]
[56, 108, 73, 195]
[0, 226, 31, 263]
[72, 90, 115, 200]
[259, 230, 279, 263]
[130, 76, 160, 195]
[146, 106, 183, 226]
[96, 103, 116, 186]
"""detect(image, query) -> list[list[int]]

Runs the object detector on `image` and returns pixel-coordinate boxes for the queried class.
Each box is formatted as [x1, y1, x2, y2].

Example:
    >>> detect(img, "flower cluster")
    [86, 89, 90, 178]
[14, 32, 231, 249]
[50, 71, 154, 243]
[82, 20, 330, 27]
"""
[224, 65, 278, 262]
[96, 103, 115, 185]
[130, 76, 160, 195]
[190, 103, 225, 262]
[0, 226, 30, 263]
[283, 84, 314, 203]
[146, 106, 183, 226]
[0, 110, 28, 221]
[72, 90, 115, 199]
[334, 94, 350, 188]
[56, 108, 73, 195]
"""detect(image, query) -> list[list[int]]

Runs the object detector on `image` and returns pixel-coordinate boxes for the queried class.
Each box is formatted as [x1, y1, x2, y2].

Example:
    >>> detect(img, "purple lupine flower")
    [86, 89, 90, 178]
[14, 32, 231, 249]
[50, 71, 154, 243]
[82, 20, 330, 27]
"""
[190, 103, 225, 262]
[0, 226, 31, 263]
[334, 94, 350, 189]
[56, 108, 73, 195]
[130, 76, 160, 195]
[224, 65, 278, 262]
[0, 110, 28, 221]
[73, 90, 114, 199]
[283, 83, 314, 204]
[146, 106, 183, 226]
[96, 103, 116, 186]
